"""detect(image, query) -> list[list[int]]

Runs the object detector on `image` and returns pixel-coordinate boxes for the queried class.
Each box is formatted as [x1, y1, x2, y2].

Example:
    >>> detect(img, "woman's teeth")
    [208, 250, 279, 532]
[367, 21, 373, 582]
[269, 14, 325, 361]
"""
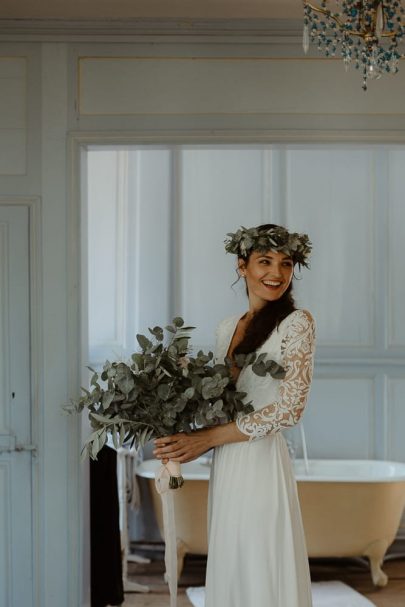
[263, 280, 282, 287]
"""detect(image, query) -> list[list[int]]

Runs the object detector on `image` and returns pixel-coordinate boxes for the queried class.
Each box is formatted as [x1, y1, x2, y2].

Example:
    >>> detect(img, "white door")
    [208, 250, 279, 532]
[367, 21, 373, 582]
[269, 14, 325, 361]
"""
[0, 206, 33, 607]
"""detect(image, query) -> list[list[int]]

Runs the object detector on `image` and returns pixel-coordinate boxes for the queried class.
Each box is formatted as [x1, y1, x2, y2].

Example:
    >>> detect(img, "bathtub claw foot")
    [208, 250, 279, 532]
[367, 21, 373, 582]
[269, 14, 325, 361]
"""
[363, 539, 389, 587]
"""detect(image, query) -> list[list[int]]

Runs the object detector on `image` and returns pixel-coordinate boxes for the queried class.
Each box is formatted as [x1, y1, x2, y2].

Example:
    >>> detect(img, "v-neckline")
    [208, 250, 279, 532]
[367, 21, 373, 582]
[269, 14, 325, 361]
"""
[224, 314, 249, 384]
[225, 314, 245, 361]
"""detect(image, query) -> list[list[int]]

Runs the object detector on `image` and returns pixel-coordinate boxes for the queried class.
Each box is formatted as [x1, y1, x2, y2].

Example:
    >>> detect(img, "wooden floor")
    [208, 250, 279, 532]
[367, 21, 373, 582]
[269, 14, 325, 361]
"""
[123, 546, 405, 607]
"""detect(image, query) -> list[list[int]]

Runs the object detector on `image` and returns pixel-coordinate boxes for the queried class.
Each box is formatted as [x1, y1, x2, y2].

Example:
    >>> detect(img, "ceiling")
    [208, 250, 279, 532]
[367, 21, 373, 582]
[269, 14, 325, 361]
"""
[0, 0, 303, 21]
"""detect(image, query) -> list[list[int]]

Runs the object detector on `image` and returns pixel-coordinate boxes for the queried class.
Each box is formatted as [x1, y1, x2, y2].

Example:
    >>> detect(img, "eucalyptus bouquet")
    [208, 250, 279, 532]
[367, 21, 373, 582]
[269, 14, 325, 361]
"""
[68, 317, 285, 488]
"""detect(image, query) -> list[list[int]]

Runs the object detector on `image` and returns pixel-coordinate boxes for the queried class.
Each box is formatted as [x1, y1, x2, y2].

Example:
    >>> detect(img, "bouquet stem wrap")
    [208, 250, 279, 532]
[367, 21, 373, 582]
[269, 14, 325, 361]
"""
[155, 460, 183, 607]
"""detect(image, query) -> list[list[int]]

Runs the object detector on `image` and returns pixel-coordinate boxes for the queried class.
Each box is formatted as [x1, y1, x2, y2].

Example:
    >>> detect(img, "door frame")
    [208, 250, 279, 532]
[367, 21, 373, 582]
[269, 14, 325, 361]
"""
[0, 196, 42, 607]
[68, 130, 405, 604]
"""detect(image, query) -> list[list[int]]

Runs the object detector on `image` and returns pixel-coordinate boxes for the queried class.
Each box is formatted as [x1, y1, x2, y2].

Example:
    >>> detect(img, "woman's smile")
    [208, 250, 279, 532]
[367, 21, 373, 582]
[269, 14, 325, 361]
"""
[262, 279, 283, 290]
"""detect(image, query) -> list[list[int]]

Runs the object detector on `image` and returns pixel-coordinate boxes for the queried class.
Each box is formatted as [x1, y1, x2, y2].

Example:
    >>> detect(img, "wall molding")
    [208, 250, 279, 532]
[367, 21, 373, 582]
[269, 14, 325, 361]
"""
[0, 18, 303, 41]
[69, 129, 405, 145]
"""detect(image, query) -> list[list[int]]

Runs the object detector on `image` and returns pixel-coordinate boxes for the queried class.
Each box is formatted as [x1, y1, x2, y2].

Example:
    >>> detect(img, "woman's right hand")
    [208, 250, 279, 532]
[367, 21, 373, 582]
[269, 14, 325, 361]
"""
[153, 429, 214, 464]
[153, 422, 249, 463]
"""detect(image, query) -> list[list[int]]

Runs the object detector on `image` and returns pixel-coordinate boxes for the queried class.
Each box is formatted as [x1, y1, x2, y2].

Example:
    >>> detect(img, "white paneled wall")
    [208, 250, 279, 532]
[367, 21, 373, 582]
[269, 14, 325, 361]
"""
[87, 147, 172, 362]
[0, 58, 26, 175]
[305, 377, 375, 459]
[388, 150, 405, 348]
[132, 149, 172, 334]
[87, 145, 405, 468]
[388, 379, 405, 462]
[88, 150, 121, 353]
[78, 56, 405, 119]
[284, 149, 374, 347]
[180, 148, 265, 347]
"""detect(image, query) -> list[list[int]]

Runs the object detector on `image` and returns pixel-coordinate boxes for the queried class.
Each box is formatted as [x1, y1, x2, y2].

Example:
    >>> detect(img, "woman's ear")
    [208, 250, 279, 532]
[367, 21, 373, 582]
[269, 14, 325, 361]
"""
[238, 260, 246, 277]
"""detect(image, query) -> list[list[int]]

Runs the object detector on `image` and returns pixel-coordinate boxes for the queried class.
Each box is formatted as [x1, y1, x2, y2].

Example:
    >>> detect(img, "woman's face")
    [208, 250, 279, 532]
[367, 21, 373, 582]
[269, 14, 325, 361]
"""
[238, 249, 294, 310]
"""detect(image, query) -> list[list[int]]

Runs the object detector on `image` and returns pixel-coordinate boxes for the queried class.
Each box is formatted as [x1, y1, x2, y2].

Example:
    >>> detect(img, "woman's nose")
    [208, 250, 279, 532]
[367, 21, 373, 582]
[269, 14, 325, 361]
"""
[267, 265, 283, 277]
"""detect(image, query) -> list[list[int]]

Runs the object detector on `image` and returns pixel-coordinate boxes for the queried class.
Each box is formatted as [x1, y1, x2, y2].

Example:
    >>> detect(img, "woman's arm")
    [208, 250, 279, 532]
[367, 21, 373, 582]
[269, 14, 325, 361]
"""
[236, 309, 316, 440]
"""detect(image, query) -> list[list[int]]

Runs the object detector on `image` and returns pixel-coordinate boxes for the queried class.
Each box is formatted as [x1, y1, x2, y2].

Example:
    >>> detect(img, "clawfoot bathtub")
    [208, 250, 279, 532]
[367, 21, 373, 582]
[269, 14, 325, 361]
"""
[136, 458, 405, 586]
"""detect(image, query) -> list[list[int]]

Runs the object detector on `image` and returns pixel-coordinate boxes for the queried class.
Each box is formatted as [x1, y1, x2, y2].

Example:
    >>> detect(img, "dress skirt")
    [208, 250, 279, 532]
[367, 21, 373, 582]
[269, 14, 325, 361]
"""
[205, 432, 312, 607]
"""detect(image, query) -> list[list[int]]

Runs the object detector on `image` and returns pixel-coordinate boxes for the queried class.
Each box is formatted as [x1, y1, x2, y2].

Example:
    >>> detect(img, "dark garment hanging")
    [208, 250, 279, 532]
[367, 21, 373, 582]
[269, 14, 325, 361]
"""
[90, 445, 124, 607]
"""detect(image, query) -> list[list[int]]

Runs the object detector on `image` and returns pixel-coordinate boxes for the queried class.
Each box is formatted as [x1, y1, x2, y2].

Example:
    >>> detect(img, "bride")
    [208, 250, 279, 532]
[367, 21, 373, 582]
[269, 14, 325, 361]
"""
[154, 224, 316, 607]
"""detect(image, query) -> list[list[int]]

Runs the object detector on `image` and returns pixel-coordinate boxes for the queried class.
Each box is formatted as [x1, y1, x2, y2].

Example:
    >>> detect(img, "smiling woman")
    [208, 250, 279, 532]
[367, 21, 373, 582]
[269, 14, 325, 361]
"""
[154, 223, 316, 607]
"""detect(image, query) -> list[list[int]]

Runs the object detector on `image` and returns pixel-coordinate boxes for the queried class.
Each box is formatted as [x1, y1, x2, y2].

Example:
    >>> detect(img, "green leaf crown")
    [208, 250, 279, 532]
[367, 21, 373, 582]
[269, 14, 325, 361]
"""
[224, 225, 312, 269]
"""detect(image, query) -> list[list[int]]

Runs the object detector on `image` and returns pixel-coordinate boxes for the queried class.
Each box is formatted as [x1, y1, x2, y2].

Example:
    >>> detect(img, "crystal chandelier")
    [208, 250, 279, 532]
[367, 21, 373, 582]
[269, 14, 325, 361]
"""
[303, 1, 405, 90]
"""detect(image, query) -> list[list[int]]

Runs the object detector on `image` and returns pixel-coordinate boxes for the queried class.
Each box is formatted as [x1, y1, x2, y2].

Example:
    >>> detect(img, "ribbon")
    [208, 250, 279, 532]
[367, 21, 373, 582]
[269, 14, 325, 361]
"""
[155, 461, 183, 607]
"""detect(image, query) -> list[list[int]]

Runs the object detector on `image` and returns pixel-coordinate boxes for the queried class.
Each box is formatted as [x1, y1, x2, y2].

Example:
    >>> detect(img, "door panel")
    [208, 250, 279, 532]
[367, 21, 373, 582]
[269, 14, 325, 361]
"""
[0, 206, 33, 607]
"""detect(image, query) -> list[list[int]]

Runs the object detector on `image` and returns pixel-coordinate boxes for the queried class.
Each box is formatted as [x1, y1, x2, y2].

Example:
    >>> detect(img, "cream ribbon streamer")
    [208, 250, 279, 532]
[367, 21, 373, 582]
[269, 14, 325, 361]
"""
[155, 461, 180, 607]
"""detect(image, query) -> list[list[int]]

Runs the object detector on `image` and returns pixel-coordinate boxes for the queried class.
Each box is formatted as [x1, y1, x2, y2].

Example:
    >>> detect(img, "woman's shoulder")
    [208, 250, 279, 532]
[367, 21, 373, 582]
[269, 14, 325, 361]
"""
[279, 309, 316, 335]
[216, 314, 239, 335]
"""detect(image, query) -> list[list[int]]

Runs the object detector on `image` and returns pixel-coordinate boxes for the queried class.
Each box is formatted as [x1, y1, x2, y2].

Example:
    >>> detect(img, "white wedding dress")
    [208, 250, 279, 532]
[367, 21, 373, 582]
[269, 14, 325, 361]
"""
[205, 309, 316, 607]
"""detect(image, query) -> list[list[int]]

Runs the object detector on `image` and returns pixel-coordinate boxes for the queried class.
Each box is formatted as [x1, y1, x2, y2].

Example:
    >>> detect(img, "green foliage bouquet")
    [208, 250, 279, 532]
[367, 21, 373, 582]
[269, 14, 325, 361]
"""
[68, 317, 279, 487]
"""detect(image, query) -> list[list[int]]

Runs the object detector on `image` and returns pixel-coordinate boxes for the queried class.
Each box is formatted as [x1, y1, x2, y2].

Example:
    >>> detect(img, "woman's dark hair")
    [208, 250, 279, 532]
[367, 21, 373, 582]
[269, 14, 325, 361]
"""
[233, 224, 296, 356]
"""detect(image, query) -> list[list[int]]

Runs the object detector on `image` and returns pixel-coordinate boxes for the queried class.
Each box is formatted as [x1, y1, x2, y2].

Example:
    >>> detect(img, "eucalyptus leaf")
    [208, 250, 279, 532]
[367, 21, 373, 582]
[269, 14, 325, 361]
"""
[90, 412, 114, 424]
[90, 372, 99, 387]
[172, 317, 184, 327]
[119, 424, 126, 446]
[116, 375, 135, 395]
[102, 391, 115, 410]
[184, 387, 195, 400]
[266, 361, 286, 379]
[136, 334, 153, 351]
[213, 399, 223, 412]
[131, 353, 144, 368]
[112, 426, 119, 449]
[91, 435, 100, 459]
[157, 383, 171, 401]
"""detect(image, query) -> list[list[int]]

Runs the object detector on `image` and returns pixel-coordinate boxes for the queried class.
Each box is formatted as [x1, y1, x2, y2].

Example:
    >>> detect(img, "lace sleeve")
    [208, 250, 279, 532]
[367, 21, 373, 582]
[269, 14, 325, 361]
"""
[236, 310, 316, 440]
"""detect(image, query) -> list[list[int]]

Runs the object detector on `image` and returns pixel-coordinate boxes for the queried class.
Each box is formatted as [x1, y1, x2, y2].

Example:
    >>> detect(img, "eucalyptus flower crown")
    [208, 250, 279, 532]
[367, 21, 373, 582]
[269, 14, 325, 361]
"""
[224, 225, 312, 269]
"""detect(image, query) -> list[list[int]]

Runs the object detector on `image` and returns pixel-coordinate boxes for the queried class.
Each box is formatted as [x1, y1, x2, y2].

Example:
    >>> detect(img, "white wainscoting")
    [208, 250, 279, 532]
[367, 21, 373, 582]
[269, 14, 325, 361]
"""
[87, 147, 173, 362]
[283, 149, 375, 348]
[86, 145, 405, 467]
[179, 147, 265, 347]
[0, 462, 10, 606]
[387, 378, 405, 463]
[78, 56, 405, 118]
[388, 150, 405, 349]
[129, 149, 172, 336]
[0, 58, 26, 175]
[303, 376, 375, 459]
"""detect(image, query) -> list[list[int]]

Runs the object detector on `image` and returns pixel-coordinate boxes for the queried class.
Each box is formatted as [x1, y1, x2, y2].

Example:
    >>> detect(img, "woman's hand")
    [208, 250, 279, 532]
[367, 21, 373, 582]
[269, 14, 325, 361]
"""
[153, 422, 249, 463]
[153, 428, 214, 464]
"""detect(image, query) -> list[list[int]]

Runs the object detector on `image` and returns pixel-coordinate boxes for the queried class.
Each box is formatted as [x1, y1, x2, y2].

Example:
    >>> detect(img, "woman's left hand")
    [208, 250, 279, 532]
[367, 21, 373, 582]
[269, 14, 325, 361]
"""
[153, 429, 214, 463]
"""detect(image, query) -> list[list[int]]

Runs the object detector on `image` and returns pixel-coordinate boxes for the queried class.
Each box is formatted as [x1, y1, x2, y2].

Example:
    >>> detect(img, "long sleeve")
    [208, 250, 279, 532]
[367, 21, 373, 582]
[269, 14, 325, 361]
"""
[236, 310, 316, 440]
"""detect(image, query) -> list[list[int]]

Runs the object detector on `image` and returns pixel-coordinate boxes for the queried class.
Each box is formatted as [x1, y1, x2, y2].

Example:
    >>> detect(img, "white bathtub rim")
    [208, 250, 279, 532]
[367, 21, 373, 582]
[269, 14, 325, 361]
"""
[136, 458, 405, 483]
[294, 459, 405, 482]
